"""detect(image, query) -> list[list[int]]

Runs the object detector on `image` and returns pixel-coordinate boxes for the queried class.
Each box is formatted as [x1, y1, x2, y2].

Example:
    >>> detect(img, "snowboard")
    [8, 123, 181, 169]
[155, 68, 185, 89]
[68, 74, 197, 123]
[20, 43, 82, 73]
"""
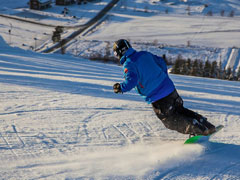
[184, 125, 224, 144]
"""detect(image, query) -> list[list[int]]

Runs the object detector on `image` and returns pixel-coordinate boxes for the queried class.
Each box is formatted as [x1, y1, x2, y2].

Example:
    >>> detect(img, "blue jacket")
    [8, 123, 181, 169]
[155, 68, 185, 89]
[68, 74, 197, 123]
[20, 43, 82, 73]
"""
[120, 48, 175, 103]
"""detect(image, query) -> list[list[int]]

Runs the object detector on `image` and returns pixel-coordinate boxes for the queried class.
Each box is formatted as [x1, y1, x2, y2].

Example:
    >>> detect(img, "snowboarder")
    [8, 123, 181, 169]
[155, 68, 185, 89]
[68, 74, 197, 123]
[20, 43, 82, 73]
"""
[112, 39, 216, 136]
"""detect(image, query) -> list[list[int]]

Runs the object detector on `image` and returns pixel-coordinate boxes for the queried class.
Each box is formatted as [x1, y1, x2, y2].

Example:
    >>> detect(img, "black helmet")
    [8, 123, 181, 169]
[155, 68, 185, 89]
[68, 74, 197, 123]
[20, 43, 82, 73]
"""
[113, 39, 132, 59]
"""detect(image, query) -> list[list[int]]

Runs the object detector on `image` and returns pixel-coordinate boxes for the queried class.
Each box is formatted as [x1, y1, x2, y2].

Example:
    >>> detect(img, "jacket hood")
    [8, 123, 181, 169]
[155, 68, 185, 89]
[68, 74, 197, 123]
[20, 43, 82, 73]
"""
[120, 48, 136, 65]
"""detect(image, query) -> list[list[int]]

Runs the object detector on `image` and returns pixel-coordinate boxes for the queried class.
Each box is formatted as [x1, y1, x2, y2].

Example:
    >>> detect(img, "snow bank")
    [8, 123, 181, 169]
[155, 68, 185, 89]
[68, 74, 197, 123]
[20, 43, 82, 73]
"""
[0, 35, 31, 54]
[0, 35, 9, 48]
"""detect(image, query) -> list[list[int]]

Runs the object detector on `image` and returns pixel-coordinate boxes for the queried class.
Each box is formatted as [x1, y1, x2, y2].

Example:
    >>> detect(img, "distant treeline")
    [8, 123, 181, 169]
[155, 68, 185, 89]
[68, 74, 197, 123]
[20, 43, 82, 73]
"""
[170, 55, 240, 81]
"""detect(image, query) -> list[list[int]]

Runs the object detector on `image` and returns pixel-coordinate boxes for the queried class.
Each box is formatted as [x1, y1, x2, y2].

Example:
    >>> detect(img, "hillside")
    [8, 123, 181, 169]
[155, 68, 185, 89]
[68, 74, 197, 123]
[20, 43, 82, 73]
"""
[1, 0, 240, 179]
[1, 36, 240, 179]
[68, 0, 240, 72]
[1, 0, 240, 71]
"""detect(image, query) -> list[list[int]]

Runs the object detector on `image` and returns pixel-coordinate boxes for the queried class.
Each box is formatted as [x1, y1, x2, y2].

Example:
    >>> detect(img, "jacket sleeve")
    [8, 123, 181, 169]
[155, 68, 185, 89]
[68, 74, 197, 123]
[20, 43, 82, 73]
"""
[120, 62, 138, 93]
[153, 55, 168, 73]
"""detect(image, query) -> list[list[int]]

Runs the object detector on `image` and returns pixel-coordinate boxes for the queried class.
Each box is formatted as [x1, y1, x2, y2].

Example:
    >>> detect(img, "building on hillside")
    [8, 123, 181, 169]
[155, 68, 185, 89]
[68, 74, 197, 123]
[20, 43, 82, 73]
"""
[56, 0, 75, 5]
[29, 0, 52, 10]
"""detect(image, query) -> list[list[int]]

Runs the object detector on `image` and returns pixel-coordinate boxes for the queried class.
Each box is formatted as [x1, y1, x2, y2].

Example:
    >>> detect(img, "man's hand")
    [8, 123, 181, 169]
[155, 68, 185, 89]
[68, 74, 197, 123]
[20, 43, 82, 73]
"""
[113, 83, 122, 94]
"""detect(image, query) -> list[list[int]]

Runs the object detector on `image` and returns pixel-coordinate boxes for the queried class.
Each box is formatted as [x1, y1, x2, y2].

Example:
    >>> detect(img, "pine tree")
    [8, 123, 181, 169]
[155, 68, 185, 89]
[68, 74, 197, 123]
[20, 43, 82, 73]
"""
[185, 58, 192, 75]
[196, 60, 202, 76]
[222, 69, 227, 80]
[172, 55, 184, 74]
[199, 61, 204, 77]
[229, 10, 235, 17]
[181, 60, 189, 75]
[203, 60, 211, 77]
[230, 69, 237, 81]
[211, 61, 218, 78]
[187, 58, 192, 69]
[226, 67, 232, 80]
[190, 59, 200, 76]
[179, 59, 187, 75]
[236, 67, 240, 81]
[217, 61, 223, 79]
[162, 54, 170, 65]
[171, 58, 181, 74]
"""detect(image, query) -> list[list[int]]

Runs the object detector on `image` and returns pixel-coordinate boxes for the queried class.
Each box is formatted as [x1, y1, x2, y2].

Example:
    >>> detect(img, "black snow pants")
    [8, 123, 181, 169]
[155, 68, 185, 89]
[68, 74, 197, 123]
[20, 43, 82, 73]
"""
[152, 89, 215, 135]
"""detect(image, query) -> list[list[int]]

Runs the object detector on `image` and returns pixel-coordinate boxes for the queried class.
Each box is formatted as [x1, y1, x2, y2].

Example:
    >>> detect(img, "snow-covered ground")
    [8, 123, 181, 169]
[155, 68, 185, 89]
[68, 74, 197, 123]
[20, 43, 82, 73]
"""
[0, 0, 109, 26]
[1, 34, 240, 179]
[1, 0, 240, 179]
[0, 0, 239, 72]
[0, 0, 110, 50]
[85, 14, 240, 48]
[1, 0, 240, 51]
[67, 0, 240, 70]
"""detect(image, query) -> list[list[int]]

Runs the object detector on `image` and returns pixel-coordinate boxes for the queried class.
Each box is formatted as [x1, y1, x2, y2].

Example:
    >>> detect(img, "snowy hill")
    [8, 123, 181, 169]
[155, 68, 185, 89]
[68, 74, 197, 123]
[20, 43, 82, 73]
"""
[67, 0, 240, 72]
[1, 0, 240, 66]
[1, 0, 240, 179]
[1, 36, 240, 179]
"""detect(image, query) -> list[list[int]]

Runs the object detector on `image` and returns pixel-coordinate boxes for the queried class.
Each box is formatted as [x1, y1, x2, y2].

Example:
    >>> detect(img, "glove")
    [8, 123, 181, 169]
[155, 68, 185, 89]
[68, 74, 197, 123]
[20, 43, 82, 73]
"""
[113, 83, 122, 94]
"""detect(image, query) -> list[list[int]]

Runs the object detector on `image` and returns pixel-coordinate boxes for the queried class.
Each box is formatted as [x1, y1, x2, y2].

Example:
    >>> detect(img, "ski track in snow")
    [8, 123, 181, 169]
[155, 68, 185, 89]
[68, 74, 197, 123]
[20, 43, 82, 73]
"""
[1, 47, 240, 179]
[0, 43, 240, 179]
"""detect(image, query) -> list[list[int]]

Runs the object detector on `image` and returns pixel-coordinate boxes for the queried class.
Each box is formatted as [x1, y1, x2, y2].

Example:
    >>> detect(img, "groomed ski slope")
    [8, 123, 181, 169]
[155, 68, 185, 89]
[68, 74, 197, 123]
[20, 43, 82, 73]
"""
[0, 39, 240, 179]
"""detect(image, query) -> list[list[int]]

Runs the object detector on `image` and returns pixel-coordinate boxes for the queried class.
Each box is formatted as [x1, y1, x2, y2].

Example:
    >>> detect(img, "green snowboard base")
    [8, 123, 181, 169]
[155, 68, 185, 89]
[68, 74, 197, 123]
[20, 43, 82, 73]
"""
[184, 125, 224, 144]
